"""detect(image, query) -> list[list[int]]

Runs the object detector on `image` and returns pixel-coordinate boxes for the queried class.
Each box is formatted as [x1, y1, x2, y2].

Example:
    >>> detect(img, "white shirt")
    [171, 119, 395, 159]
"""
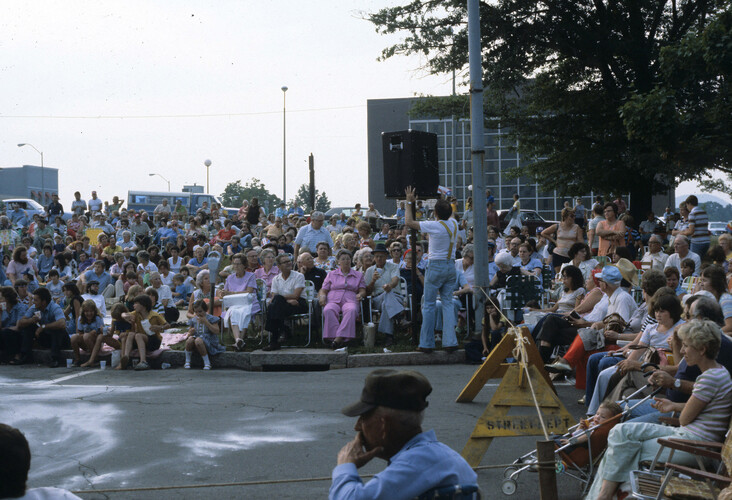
[418, 218, 459, 260]
[364, 261, 400, 297]
[155, 284, 173, 304]
[88, 198, 103, 213]
[664, 251, 701, 276]
[81, 293, 106, 316]
[606, 286, 637, 322]
[641, 251, 669, 271]
[455, 259, 474, 287]
[271, 270, 306, 299]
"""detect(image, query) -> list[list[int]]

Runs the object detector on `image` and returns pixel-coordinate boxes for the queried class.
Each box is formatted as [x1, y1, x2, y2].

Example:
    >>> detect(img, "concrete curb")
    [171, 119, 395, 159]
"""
[31, 348, 467, 371]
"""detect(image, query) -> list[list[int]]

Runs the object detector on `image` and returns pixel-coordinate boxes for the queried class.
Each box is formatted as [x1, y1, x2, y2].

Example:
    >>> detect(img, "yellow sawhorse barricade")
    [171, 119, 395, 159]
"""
[457, 327, 576, 467]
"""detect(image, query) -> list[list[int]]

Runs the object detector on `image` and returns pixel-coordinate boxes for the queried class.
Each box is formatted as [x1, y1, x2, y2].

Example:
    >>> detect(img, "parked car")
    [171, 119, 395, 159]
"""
[709, 221, 730, 236]
[497, 209, 559, 236]
[0, 198, 48, 219]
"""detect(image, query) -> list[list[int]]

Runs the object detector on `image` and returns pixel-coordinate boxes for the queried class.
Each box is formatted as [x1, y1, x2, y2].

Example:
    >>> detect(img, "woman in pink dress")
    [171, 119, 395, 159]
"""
[318, 249, 366, 349]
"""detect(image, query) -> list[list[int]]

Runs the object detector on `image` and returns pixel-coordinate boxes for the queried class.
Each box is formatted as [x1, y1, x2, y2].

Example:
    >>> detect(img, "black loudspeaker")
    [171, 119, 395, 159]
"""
[382, 130, 439, 198]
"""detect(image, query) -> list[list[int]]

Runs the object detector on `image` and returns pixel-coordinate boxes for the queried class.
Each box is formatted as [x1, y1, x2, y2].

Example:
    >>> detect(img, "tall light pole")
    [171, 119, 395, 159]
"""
[281, 85, 288, 203]
[148, 173, 171, 191]
[204, 159, 212, 194]
[18, 143, 44, 202]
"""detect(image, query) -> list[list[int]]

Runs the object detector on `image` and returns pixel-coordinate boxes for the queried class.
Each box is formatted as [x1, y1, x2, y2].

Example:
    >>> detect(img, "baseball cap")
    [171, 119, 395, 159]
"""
[341, 369, 432, 417]
[596, 265, 622, 285]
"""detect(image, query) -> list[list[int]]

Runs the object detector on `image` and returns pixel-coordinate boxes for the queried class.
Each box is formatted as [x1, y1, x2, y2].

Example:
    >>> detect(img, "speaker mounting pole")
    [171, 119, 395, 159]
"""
[468, 0, 488, 332]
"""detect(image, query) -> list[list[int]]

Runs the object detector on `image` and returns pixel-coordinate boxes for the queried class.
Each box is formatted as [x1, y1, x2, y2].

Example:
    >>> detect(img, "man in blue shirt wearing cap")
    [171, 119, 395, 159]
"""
[330, 369, 477, 500]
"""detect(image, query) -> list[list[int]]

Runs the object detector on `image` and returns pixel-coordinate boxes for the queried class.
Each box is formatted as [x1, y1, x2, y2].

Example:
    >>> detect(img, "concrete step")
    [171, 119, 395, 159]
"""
[29, 347, 466, 371]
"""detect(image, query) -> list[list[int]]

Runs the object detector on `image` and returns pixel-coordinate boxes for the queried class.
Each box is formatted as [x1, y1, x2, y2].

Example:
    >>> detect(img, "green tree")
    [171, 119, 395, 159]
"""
[220, 179, 282, 212]
[368, 0, 729, 217]
[621, 8, 732, 188]
[290, 184, 332, 213]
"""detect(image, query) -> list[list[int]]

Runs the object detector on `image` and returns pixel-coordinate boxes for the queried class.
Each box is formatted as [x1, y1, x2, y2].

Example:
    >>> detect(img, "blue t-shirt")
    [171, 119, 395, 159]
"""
[25, 301, 65, 325]
[76, 315, 104, 333]
[84, 270, 114, 291]
[2, 303, 28, 328]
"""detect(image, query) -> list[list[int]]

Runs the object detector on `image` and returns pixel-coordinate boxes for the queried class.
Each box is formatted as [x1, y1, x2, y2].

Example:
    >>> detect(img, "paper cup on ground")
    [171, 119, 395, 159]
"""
[66, 359, 73, 368]
[100, 360, 106, 370]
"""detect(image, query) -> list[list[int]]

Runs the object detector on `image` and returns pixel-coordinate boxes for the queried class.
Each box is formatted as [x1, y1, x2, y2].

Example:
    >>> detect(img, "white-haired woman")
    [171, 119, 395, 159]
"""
[588, 319, 732, 499]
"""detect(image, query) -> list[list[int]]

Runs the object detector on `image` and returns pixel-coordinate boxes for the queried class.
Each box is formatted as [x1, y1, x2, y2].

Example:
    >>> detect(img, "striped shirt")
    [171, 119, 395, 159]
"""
[687, 206, 710, 245]
[685, 367, 732, 442]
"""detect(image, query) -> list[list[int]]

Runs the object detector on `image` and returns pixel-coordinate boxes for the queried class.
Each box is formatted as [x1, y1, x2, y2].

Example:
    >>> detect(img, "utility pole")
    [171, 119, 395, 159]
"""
[308, 153, 315, 212]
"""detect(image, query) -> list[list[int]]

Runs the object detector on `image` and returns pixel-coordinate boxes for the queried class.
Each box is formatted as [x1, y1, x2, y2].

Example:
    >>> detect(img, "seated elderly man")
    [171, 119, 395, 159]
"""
[294, 211, 333, 258]
[266, 217, 285, 239]
[153, 198, 172, 222]
[330, 369, 477, 500]
[498, 237, 522, 266]
[664, 235, 701, 276]
[263, 254, 307, 351]
[640, 234, 668, 270]
[364, 243, 404, 347]
[297, 251, 327, 291]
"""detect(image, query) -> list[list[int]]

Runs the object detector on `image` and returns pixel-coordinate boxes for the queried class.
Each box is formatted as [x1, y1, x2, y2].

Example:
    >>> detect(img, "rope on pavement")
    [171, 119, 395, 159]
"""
[70, 461, 557, 494]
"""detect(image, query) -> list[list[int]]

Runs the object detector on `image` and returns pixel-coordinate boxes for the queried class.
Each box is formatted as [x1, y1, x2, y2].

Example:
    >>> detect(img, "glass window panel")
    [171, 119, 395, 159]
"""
[410, 122, 427, 132]
[485, 135, 499, 148]
[502, 186, 518, 199]
[519, 199, 537, 212]
[500, 159, 518, 169]
[485, 147, 498, 160]
[486, 172, 500, 185]
[537, 198, 555, 211]
[519, 185, 536, 199]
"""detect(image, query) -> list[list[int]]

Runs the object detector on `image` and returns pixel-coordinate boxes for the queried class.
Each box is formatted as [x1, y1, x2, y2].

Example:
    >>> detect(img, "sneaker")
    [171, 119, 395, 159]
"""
[577, 396, 586, 405]
[134, 361, 149, 371]
[184, 362, 191, 369]
[235, 338, 245, 352]
[203, 365, 211, 370]
[544, 359, 572, 374]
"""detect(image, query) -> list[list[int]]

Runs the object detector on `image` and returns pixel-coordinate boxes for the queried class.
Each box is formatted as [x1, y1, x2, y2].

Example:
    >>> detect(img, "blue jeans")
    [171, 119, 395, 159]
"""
[624, 399, 673, 424]
[420, 260, 456, 349]
[690, 242, 709, 258]
[585, 352, 622, 407]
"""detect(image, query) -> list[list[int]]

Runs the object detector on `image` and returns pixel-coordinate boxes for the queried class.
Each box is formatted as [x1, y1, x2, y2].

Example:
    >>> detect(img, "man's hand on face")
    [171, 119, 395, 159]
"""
[337, 432, 383, 468]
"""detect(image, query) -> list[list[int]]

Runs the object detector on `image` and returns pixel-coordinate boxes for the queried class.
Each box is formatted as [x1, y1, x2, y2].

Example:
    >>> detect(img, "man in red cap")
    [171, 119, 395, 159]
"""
[330, 369, 477, 499]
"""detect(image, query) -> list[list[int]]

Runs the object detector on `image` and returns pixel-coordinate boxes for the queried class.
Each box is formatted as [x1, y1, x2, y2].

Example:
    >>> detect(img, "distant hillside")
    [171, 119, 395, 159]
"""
[676, 193, 731, 207]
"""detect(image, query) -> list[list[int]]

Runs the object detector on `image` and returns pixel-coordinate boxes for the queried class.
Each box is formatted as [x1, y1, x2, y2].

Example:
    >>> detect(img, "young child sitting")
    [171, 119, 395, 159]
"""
[172, 273, 191, 307]
[184, 299, 225, 370]
[70, 300, 104, 367]
[119, 294, 169, 371]
[558, 401, 622, 452]
[82, 303, 128, 368]
[482, 296, 509, 356]
[45, 269, 64, 304]
[681, 257, 696, 279]
[356, 221, 375, 250]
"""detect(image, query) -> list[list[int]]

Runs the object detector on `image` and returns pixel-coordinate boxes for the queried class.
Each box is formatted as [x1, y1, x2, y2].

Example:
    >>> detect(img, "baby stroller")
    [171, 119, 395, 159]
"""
[501, 371, 664, 496]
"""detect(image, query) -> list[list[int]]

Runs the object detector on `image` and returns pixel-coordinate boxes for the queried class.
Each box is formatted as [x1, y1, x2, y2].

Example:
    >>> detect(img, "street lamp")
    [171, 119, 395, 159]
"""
[281, 85, 288, 203]
[148, 173, 171, 191]
[18, 143, 44, 203]
[204, 159, 212, 194]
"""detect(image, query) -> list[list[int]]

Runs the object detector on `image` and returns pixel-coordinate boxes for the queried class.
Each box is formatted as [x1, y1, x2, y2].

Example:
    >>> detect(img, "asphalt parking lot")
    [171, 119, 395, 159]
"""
[0, 364, 588, 499]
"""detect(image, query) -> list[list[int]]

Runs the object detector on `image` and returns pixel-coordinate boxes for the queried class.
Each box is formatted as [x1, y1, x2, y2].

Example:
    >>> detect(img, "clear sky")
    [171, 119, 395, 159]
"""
[2, 1, 729, 209]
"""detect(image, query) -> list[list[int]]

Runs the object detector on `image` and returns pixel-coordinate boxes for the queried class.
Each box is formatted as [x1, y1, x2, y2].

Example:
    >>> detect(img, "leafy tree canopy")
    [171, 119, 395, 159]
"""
[220, 179, 282, 212]
[368, 0, 730, 214]
[290, 183, 332, 213]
